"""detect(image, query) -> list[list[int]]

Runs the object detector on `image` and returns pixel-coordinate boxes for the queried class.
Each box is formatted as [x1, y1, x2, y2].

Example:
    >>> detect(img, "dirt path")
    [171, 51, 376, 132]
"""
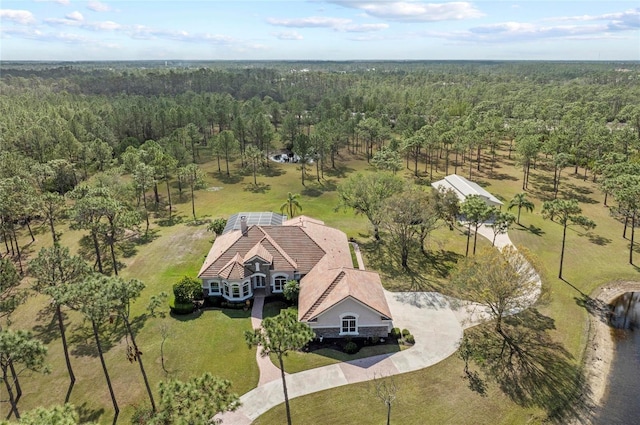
[577, 281, 640, 424]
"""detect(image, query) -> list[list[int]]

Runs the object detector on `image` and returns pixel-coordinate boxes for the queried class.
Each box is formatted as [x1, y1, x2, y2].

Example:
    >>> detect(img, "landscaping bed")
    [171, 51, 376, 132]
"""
[305, 336, 396, 354]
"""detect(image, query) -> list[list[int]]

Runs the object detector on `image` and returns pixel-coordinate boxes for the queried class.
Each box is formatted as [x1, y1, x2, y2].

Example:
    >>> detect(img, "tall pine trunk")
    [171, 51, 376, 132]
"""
[3, 365, 20, 420]
[559, 223, 567, 279]
[92, 232, 103, 274]
[123, 317, 156, 412]
[630, 214, 636, 265]
[57, 305, 76, 402]
[279, 356, 292, 425]
[92, 320, 119, 425]
[165, 179, 172, 220]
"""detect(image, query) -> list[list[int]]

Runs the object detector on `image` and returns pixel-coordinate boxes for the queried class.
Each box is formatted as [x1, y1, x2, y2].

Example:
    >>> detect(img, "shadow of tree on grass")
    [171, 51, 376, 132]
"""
[76, 402, 105, 424]
[360, 240, 460, 293]
[68, 313, 148, 357]
[461, 309, 590, 422]
[324, 164, 354, 178]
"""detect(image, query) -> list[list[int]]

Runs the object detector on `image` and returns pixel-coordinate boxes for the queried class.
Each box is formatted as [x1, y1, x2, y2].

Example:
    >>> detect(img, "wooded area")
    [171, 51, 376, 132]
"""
[1, 60, 639, 424]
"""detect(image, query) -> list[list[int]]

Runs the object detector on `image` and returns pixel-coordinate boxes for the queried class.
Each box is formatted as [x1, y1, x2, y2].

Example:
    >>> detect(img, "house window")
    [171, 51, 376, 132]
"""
[222, 281, 230, 296]
[341, 315, 358, 335]
[252, 274, 266, 288]
[209, 281, 220, 295]
[242, 281, 251, 297]
[273, 276, 287, 293]
[255, 262, 260, 272]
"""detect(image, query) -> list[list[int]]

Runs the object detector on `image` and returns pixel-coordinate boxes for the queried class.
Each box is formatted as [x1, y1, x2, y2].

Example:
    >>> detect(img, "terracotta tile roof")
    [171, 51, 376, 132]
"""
[218, 253, 247, 280]
[258, 231, 298, 269]
[198, 231, 243, 278]
[283, 215, 325, 227]
[198, 224, 321, 279]
[199, 213, 392, 323]
[243, 240, 274, 264]
[298, 268, 392, 321]
[284, 216, 353, 270]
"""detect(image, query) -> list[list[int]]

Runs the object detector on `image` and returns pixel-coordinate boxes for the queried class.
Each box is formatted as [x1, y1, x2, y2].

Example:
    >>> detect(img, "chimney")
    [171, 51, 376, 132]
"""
[240, 216, 248, 235]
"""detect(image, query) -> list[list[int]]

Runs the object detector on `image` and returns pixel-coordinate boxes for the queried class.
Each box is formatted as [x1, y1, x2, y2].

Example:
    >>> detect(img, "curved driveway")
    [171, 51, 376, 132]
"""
[217, 224, 537, 424]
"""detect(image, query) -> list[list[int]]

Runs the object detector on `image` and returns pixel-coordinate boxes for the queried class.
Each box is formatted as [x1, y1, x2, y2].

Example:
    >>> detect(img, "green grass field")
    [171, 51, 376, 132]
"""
[5, 145, 639, 424]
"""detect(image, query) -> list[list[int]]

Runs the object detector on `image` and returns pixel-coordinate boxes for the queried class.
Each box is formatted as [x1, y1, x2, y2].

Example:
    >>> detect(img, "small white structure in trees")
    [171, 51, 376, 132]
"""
[431, 174, 503, 208]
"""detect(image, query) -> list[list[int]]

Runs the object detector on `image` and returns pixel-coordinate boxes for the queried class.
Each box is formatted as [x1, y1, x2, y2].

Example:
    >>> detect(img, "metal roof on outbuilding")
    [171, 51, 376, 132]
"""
[431, 174, 503, 207]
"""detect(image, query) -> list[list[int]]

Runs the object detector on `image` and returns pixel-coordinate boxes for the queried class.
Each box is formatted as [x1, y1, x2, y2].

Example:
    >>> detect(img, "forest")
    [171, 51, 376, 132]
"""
[0, 60, 639, 424]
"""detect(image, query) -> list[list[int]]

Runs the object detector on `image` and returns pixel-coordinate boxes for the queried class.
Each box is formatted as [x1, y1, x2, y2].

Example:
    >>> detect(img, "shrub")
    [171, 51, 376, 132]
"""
[221, 301, 249, 309]
[283, 280, 300, 303]
[206, 296, 222, 307]
[131, 404, 154, 424]
[405, 334, 415, 344]
[207, 218, 227, 235]
[344, 341, 359, 355]
[391, 328, 401, 339]
[401, 328, 411, 337]
[171, 302, 194, 315]
[173, 276, 202, 304]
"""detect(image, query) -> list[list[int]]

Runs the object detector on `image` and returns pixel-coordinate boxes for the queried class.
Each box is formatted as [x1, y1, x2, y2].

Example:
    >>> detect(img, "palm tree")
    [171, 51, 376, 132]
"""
[280, 192, 302, 218]
[508, 193, 535, 225]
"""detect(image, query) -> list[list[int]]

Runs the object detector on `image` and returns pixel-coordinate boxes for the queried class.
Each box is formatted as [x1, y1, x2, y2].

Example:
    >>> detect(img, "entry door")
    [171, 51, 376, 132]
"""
[253, 275, 266, 288]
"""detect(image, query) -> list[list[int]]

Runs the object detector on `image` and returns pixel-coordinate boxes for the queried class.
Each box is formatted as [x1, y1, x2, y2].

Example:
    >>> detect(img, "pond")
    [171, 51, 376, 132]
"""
[595, 292, 640, 424]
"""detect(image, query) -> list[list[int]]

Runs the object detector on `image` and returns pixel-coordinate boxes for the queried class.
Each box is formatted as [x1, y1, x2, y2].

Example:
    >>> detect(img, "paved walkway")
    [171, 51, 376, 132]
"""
[217, 223, 541, 424]
[349, 241, 366, 270]
[250, 295, 288, 387]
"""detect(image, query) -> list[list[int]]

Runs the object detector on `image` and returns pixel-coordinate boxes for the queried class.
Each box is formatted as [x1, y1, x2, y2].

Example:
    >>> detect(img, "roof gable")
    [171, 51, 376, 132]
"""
[243, 240, 274, 264]
[299, 267, 392, 321]
[218, 253, 246, 280]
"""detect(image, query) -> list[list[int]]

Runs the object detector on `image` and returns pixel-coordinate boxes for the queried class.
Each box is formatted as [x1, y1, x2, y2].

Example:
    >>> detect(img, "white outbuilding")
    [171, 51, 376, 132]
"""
[431, 174, 503, 207]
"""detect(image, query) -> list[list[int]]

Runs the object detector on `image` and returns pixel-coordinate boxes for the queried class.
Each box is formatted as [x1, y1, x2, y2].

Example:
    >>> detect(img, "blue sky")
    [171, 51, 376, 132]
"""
[1, 1, 639, 61]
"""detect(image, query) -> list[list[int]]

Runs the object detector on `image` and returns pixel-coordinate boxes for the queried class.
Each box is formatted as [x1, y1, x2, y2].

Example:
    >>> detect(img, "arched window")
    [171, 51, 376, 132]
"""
[272, 275, 287, 293]
[340, 314, 358, 335]
[209, 280, 220, 295]
[252, 274, 266, 288]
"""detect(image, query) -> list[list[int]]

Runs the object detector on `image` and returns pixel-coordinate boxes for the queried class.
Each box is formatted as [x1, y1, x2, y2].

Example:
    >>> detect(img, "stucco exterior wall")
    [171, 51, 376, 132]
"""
[313, 298, 387, 327]
[309, 297, 392, 338]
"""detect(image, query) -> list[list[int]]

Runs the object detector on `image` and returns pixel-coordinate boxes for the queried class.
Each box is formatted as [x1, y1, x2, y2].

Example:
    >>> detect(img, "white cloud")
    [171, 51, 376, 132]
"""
[426, 21, 615, 43]
[273, 31, 304, 40]
[66, 11, 84, 22]
[44, 17, 80, 26]
[343, 23, 388, 32]
[541, 8, 640, 33]
[546, 8, 639, 26]
[45, 16, 122, 31]
[0, 9, 36, 25]
[267, 16, 388, 33]
[126, 25, 235, 45]
[87, 1, 111, 13]
[330, 1, 484, 22]
[267, 16, 352, 28]
[88, 20, 121, 31]
[419, 7, 639, 43]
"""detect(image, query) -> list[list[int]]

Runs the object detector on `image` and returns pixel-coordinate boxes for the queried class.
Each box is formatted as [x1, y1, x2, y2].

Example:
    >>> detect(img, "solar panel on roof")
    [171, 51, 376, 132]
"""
[222, 212, 287, 234]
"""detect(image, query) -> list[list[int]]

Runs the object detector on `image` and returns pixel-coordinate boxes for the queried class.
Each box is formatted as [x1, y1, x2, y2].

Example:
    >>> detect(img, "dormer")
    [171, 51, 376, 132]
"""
[243, 241, 274, 266]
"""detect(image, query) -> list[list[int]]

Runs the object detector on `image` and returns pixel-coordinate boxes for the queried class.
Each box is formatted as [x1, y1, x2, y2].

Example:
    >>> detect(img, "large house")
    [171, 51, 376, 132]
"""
[198, 213, 393, 338]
